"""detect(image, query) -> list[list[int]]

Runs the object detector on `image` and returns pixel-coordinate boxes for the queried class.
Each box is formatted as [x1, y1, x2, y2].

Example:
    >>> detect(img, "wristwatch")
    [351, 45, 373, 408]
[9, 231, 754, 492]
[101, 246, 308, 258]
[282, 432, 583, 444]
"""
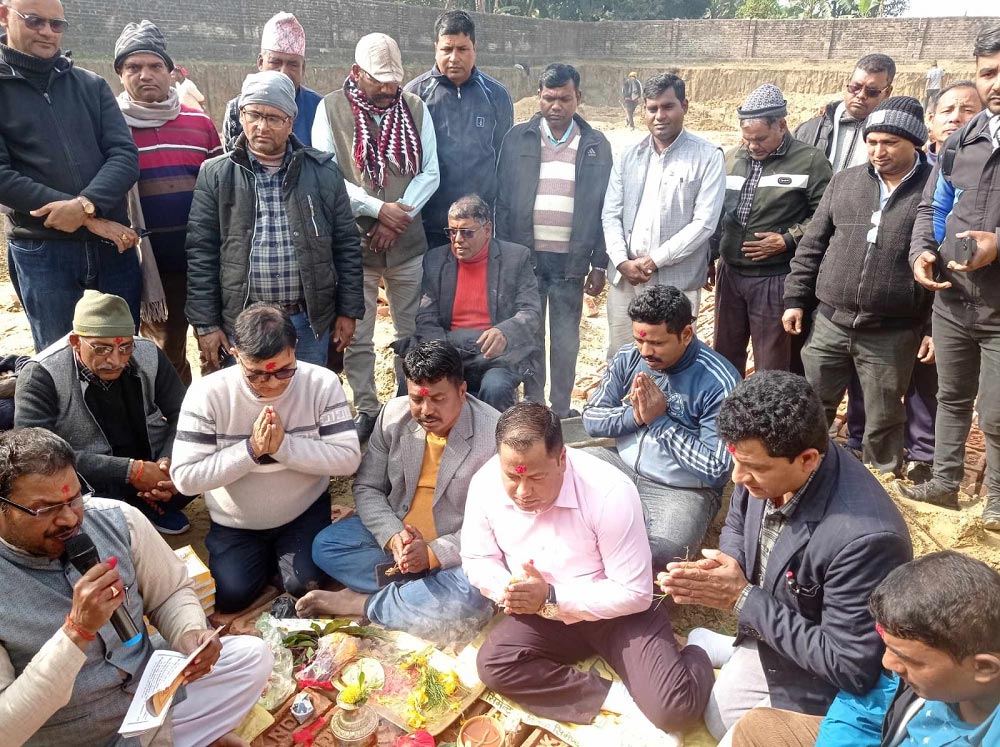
[538, 584, 559, 619]
[76, 195, 96, 216]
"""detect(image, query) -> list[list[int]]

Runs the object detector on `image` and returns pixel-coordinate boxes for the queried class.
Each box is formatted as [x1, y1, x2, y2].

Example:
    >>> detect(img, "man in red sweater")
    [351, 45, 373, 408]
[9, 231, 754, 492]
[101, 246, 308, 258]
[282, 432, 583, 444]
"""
[113, 21, 222, 385]
[404, 194, 542, 412]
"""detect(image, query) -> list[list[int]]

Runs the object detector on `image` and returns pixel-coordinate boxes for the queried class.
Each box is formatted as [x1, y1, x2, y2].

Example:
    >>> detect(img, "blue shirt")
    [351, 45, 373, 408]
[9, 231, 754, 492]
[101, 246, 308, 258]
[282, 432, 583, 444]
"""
[902, 699, 998, 747]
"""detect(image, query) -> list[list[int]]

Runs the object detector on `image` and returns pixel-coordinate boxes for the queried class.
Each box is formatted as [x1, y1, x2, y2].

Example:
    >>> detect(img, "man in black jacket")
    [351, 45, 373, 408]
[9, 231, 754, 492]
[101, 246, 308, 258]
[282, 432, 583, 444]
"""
[0, 0, 140, 353]
[783, 97, 933, 478]
[904, 25, 1000, 529]
[495, 63, 612, 418]
[658, 371, 911, 742]
[406, 195, 542, 413]
[730, 551, 1000, 747]
[185, 71, 364, 372]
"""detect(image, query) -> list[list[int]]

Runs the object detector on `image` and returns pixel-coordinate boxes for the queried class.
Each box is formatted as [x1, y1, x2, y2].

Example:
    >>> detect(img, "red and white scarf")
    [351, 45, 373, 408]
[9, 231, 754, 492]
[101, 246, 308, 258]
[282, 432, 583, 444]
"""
[343, 73, 422, 190]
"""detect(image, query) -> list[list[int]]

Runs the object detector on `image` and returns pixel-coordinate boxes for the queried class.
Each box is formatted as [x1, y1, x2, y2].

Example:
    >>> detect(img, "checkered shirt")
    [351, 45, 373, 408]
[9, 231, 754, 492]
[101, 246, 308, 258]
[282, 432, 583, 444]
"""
[248, 152, 304, 305]
[736, 158, 763, 227]
[75, 353, 133, 392]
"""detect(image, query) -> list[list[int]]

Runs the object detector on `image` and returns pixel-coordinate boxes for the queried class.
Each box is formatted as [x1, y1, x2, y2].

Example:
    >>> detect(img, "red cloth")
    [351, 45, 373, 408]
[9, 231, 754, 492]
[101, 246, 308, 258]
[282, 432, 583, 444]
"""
[451, 243, 492, 330]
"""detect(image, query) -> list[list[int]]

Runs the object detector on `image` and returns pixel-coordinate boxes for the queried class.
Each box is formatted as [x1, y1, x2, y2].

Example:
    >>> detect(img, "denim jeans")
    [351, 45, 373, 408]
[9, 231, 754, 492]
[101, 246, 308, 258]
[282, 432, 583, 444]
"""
[524, 252, 585, 418]
[206, 494, 331, 613]
[289, 311, 329, 368]
[8, 237, 141, 352]
[466, 365, 521, 413]
[585, 447, 722, 569]
[312, 516, 494, 641]
[802, 313, 921, 477]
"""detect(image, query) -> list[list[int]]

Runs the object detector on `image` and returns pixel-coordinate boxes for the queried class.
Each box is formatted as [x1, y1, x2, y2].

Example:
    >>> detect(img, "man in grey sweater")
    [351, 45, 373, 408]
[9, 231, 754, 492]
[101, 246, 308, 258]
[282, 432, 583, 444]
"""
[172, 305, 361, 613]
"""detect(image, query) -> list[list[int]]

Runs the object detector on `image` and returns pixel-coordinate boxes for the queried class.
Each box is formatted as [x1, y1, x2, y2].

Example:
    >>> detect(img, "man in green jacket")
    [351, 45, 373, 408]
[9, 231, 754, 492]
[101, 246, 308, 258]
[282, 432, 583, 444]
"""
[712, 84, 832, 376]
[185, 71, 365, 371]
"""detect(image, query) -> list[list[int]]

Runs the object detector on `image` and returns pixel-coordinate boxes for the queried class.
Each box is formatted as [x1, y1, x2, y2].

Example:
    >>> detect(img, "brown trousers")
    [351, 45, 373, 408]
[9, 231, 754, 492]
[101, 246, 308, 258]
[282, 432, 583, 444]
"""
[732, 707, 824, 747]
[139, 271, 192, 385]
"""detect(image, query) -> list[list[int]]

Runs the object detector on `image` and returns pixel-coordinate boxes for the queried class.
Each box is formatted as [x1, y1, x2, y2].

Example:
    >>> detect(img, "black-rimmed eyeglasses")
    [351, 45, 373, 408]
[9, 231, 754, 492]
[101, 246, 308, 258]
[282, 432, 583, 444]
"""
[0, 474, 93, 518]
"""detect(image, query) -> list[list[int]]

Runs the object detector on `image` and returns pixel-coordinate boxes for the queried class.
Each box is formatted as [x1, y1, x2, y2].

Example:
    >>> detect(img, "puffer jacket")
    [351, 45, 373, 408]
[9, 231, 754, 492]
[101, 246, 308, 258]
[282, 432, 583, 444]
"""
[185, 134, 365, 338]
[910, 110, 1000, 331]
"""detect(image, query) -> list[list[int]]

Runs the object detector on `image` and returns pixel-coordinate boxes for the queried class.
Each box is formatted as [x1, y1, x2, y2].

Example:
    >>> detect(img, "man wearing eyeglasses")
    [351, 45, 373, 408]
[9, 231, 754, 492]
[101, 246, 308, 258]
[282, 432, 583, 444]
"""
[14, 291, 191, 535]
[403, 194, 541, 413]
[186, 70, 365, 373]
[172, 304, 362, 614]
[312, 33, 440, 444]
[0, 0, 142, 353]
[222, 12, 322, 152]
[0, 427, 273, 747]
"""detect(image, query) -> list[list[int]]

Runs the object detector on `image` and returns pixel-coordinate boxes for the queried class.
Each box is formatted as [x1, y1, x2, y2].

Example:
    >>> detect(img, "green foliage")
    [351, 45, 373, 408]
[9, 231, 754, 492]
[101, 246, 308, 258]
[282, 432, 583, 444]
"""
[735, 0, 784, 18]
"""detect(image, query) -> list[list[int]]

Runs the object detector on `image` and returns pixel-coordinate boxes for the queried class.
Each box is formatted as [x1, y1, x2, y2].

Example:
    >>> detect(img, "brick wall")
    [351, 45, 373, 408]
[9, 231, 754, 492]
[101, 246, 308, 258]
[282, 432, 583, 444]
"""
[65, 2, 998, 66]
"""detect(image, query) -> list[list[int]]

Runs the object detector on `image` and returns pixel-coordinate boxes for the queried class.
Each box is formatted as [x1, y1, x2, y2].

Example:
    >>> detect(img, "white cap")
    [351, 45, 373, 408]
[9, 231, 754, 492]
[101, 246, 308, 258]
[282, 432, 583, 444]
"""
[355, 33, 404, 84]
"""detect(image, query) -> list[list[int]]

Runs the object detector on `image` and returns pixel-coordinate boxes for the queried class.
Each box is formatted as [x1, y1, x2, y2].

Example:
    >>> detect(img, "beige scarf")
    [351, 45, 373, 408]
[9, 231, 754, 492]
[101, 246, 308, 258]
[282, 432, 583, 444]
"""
[116, 90, 180, 324]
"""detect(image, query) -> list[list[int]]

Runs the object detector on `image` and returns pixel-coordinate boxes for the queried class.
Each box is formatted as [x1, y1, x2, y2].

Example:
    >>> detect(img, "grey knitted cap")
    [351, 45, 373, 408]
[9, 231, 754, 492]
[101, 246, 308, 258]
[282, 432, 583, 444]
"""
[863, 96, 927, 147]
[738, 83, 788, 120]
[114, 20, 173, 73]
[239, 71, 298, 119]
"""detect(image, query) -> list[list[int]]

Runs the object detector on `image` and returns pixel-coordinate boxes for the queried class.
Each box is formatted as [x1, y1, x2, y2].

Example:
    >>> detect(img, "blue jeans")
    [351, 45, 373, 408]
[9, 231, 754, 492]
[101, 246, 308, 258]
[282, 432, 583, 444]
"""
[7, 238, 141, 352]
[289, 311, 329, 367]
[312, 516, 494, 641]
[466, 365, 521, 413]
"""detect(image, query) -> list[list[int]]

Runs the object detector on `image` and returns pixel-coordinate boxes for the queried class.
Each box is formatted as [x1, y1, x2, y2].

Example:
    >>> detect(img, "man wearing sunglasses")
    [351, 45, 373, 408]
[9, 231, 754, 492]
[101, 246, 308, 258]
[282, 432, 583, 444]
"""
[186, 70, 365, 373]
[14, 291, 191, 535]
[172, 305, 362, 614]
[0, 0, 142, 353]
[312, 33, 439, 444]
[402, 194, 542, 413]
[0, 427, 273, 747]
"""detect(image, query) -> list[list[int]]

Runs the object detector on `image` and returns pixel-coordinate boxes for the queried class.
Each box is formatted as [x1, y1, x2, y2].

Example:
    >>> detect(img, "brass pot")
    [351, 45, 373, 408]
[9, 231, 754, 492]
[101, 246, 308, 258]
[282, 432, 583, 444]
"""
[329, 696, 379, 747]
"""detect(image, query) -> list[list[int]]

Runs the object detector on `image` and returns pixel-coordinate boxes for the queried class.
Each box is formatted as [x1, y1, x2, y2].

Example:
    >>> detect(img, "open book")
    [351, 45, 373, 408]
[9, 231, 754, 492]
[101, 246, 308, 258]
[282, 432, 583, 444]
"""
[118, 627, 223, 738]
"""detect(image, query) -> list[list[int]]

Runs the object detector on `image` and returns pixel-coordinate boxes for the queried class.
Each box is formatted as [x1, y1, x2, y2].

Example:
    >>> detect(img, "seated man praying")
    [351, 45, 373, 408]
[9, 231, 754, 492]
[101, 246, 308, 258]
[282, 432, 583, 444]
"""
[463, 402, 714, 735]
[172, 304, 361, 613]
[299, 340, 496, 641]
[582, 284, 739, 568]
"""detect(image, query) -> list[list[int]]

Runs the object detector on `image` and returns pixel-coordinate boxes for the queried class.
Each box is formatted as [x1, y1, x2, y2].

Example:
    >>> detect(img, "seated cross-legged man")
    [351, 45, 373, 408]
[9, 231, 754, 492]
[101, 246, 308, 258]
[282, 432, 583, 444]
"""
[403, 194, 542, 413]
[299, 340, 496, 640]
[172, 305, 361, 613]
[464, 403, 714, 735]
[0, 428, 273, 747]
[15, 291, 192, 535]
[582, 284, 739, 569]
[657, 371, 912, 745]
[731, 551, 1000, 747]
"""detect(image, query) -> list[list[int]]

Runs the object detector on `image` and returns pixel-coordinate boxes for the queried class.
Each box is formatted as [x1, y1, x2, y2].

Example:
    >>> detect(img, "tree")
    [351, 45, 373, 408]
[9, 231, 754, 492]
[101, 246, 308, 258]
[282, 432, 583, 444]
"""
[735, 0, 784, 17]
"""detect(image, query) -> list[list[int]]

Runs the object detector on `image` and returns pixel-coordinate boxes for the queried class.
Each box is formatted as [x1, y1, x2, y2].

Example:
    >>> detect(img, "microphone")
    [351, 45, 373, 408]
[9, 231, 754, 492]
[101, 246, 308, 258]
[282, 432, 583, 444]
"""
[63, 533, 143, 647]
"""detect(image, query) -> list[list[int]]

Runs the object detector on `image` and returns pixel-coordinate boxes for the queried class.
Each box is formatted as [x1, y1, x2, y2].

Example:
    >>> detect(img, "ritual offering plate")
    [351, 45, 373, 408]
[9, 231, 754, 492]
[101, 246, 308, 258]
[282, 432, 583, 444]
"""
[336, 658, 386, 691]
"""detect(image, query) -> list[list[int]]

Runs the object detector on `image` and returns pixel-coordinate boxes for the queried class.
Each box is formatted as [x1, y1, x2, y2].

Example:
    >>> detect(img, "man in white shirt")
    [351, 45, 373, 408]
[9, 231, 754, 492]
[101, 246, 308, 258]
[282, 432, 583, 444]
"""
[601, 73, 726, 360]
[312, 33, 439, 443]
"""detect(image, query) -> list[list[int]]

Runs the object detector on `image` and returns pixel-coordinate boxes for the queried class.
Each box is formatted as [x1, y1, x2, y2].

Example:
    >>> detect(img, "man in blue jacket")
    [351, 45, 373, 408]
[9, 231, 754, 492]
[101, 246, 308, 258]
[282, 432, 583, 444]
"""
[659, 371, 912, 742]
[404, 10, 513, 249]
[582, 284, 739, 568]
[0, 0, 140, 352]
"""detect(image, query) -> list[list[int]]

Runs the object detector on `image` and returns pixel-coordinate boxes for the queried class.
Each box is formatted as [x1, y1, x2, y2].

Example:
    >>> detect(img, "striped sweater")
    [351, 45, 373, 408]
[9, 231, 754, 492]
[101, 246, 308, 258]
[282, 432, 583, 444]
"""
[582, 338, 739, 491]
[171, 363, 361, 530]
[130, 106, 222, 273]
[532, 129, 579, 253]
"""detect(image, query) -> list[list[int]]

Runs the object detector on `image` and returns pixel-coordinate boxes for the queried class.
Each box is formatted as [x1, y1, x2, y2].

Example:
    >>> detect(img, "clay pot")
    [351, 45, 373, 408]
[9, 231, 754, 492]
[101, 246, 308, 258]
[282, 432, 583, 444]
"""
[457, 715, 506, 747]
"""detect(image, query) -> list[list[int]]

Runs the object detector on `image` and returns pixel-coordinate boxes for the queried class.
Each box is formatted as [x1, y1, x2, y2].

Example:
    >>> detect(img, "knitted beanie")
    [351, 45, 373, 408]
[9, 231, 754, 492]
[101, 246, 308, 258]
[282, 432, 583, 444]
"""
[114, 20, 173, 73]
[863, 96, 927, 147]
[72, 291, 135, 338]
[738, 83, 787, 120]
[239, 71, 298, 118]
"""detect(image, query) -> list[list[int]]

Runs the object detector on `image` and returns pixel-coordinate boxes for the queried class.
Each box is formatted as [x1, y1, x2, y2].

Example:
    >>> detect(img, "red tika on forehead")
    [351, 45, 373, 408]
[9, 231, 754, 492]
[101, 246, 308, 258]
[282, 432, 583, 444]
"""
[61, 484, 70, 495]
[515, 464, 526, 474]
[419, 387, 429, 396]
[114, 337, 124, 345]
[638, 330, 647, 337]
[726, 444, 736, 455]
[875, 623, 885, 638]
[265, 362, 277, 371]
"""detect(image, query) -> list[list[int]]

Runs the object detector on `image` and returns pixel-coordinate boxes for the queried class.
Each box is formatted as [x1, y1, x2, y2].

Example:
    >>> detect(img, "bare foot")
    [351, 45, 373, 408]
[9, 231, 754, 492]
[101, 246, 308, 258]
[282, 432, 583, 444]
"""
[295, 589, 369, 618]
[209, 732, 250, 747]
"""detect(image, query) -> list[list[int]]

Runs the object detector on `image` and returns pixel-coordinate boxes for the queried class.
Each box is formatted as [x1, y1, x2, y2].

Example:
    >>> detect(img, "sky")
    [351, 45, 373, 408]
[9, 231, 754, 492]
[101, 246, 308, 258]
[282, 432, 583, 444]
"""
[904, 0, 998, 17]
